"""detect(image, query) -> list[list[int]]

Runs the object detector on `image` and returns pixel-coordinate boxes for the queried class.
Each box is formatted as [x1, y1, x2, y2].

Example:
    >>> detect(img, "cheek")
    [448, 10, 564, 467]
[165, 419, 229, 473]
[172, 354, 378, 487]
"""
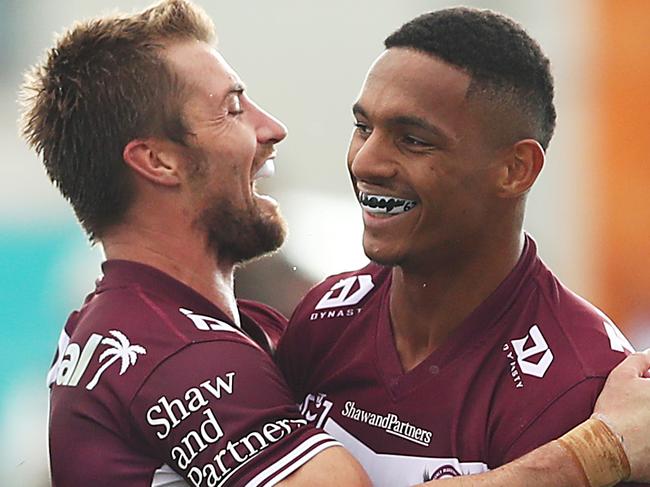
[217, 138, 257, 173]
[346, 135, 363, 169]
[417, 168, 472, 217]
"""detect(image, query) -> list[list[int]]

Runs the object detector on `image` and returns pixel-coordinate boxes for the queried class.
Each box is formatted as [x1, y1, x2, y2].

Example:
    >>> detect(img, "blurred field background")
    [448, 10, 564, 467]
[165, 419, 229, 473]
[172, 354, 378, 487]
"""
[0, 0, 648, 485]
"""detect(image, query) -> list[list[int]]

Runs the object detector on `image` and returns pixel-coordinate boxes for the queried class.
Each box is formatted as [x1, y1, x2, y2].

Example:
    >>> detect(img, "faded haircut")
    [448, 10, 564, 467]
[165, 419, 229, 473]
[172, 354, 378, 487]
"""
[385, 8, 556, 150]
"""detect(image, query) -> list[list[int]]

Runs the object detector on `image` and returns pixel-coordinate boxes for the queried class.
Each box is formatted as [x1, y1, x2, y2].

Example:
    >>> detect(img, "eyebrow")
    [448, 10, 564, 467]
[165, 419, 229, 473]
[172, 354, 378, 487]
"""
[228, 82, 246, 95]
[204, 82, 246, 108]
[221, 82, 245, 103]
[352, 102, 453, 143]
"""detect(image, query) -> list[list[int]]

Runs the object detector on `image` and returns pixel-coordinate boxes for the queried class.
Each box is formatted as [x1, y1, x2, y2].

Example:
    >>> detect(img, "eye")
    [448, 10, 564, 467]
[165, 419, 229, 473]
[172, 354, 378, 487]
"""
[402, 135, 433, 149]
[353, 121, 372, 137]
[228, 94, 243, 116]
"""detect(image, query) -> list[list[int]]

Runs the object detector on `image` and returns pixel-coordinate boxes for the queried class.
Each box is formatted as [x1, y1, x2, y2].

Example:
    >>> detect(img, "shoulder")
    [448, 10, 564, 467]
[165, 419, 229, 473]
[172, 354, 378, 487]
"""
[528, 265, 633, 378]
[49, 285, 266, 401]
[276, 262, 388, 396]
[486, 264, 635, 462]
[491, 305, 625, 464]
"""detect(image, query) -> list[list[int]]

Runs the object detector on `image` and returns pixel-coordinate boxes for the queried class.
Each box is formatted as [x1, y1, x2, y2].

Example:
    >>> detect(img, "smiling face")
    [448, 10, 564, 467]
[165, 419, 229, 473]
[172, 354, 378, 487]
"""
[348, 48, 507, 271]
[165, 41, 288, 264]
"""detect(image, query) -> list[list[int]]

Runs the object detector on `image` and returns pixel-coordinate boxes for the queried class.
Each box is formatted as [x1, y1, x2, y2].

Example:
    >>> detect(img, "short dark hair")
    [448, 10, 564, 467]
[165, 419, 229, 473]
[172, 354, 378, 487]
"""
[20, 0, 215, 241]
[385, 7, 556, 150]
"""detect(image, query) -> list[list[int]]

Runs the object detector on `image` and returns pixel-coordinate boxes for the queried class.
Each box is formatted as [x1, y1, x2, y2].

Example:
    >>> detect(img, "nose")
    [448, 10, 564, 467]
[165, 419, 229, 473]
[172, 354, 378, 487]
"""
[348, 131, 397, 183]
[251, 101, 288, 145]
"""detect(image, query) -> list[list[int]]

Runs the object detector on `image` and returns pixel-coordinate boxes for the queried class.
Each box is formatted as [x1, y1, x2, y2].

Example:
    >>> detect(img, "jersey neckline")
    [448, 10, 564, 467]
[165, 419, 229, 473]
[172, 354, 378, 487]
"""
[97, 259, 272, 353]
[374, 235, 541, 400]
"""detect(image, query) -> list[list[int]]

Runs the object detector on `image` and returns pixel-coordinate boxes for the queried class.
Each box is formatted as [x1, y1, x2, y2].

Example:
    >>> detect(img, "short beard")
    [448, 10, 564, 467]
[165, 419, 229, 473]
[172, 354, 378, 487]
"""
[198, 195, 287, 265]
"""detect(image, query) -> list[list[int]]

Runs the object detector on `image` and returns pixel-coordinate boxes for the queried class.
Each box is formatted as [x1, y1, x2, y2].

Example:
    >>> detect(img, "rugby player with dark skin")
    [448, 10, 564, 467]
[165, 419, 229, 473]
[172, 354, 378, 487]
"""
[335, 9, 650, 485]
[21, 1, 650, 486]
[143, 32, 650, 487]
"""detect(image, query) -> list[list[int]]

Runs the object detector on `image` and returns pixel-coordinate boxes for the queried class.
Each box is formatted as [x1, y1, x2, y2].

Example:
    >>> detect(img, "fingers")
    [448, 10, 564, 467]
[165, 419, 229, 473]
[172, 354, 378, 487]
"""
[614, 349, 650, 378]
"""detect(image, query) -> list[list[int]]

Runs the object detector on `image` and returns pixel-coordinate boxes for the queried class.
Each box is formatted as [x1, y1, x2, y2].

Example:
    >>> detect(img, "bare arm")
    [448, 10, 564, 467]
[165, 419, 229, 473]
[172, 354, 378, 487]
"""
[593, 349, 650, 481]
[280, 440, 587, 487]
[278, 446, 372, 487]
[420, 440, 589, 486]
[417, 349, 650, 487]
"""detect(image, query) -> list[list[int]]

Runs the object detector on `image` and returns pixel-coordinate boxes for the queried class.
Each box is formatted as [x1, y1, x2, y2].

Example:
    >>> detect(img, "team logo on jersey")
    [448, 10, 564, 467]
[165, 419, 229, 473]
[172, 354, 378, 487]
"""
[315, 275, 374, 310]
[50, 330, 146, 390]
[310, 275, 374, 321]
[180, 308, 239, 333]
[603, 320, 634, 353]
[424, 465, 461, 480]
[300, 393, 334, 428]
[511, 324, 554, 378]
[502, 324, 554, 388]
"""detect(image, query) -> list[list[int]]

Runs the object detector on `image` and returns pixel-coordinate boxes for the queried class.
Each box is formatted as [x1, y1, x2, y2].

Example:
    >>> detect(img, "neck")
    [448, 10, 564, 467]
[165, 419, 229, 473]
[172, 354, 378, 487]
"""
[389, 231, 525, 372]
[102, 222, 240, 326]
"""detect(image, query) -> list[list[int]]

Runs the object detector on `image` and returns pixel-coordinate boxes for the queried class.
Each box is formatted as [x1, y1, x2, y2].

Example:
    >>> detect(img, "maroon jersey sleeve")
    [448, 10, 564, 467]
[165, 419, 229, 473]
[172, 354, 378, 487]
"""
[496, 377, 600, 463]
[130, 338, 339, 487]
[495, 377, 647, 487]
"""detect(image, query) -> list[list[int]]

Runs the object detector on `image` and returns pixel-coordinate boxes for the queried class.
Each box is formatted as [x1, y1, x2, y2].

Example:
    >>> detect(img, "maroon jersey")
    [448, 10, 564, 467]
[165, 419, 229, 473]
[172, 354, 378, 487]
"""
[47, 260, 339, 487]
[276, 236, 642, 486]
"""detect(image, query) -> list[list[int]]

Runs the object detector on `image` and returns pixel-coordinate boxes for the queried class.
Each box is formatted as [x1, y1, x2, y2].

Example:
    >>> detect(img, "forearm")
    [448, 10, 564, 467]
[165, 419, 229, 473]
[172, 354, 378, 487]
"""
[417, 441, 587, 487]
[417, 417, 630, 487]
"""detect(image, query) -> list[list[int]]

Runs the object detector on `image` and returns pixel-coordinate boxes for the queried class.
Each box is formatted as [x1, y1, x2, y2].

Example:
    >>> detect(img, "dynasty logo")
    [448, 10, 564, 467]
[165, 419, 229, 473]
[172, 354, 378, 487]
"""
[310, 275, 374, 321]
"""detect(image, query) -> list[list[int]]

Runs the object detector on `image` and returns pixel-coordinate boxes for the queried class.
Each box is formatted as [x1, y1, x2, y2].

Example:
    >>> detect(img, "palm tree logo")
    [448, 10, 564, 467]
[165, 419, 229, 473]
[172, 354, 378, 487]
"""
[86, 330, 147, 391]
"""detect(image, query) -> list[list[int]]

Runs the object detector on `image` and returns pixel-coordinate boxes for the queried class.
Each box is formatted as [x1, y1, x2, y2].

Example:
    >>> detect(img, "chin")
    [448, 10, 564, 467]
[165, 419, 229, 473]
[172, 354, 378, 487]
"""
[200, 198, 288, 265]
[362, 239, 403, 267]
[231, 213, 287, 264]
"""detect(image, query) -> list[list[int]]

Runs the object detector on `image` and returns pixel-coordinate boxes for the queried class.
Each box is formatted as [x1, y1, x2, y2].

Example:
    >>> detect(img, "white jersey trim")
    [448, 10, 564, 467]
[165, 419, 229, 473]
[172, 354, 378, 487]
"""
[325, 419, 488, 486]
[151, 463, 187, 486]
[149, 433, 340, 487]
[246, 433, 341, 487]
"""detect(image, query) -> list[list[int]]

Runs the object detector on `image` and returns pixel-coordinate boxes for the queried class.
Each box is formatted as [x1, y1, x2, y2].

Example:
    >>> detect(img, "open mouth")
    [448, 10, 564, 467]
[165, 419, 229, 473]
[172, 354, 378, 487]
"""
[250, 158, 278, 207]
[253, 158, 275, 180]
[358, 192, 418, 215]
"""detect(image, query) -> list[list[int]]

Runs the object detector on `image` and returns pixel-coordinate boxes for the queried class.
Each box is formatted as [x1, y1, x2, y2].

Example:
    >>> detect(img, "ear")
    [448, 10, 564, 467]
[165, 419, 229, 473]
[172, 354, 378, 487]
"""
[496, 139, 545, 198]
[122, 138, 182, 187]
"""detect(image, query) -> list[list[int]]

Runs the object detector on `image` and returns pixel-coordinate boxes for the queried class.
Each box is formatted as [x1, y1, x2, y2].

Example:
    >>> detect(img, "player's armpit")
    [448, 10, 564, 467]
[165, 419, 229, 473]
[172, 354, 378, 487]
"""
[276, 445, 371, 487]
